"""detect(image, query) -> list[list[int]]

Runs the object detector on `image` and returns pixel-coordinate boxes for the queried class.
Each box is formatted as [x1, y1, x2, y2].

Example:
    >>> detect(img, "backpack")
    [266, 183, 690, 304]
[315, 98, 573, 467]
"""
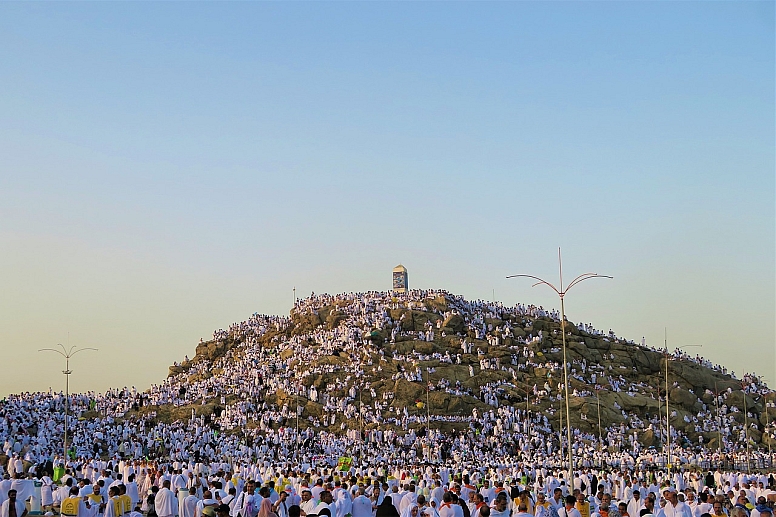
[244, 498, 259, 517]
[147, 494, 157, 517]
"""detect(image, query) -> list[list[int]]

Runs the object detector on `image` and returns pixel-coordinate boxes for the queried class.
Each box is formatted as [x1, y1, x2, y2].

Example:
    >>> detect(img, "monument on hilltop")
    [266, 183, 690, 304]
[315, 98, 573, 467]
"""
[392, 264, 408, 293]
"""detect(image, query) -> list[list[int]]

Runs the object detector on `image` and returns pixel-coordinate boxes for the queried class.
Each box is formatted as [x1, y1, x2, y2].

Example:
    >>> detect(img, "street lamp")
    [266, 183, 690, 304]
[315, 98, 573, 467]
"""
[661, 337, 701, 471]
[766, 400, 773, 462]
[39, 344, 98, 461]
[595, 386, 603, 449]
[741, 381, 751, 473]
[291, 375, 300, 460]
[507, 248, 612, 482]
[714, 382, 722, 456]
[425, 366, 431, 439]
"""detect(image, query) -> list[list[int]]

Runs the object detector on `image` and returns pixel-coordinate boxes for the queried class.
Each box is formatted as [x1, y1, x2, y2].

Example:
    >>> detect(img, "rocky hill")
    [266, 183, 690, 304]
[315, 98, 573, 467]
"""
[159, 290, 774, 455]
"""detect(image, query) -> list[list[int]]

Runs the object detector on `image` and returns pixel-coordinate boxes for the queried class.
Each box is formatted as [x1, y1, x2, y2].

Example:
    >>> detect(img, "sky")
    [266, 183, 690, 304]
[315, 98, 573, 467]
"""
[0, 2, 773, 397]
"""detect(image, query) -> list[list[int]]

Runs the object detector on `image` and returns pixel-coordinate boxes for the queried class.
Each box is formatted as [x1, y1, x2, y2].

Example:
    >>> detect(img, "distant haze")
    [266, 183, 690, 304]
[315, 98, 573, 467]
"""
[0, 2, 773, 396]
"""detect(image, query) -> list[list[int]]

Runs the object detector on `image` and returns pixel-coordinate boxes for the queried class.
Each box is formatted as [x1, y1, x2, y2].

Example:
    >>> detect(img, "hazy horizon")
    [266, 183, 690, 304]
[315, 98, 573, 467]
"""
[1, 2, 773, 398]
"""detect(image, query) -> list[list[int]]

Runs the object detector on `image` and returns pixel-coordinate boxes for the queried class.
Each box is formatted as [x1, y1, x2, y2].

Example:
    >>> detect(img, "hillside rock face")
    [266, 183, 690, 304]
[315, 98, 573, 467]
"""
[171, 291, 772, 451]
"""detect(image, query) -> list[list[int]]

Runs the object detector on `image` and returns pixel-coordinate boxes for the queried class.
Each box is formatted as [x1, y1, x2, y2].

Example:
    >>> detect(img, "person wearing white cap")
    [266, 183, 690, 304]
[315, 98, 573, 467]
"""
[660, 488, 691, 517]
[274, 491, 291, 517]
[299, 489, 317, 517]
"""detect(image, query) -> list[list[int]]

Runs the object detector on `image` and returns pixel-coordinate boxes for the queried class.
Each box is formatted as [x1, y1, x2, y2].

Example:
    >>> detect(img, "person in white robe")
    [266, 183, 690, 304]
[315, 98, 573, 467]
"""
[352, 489, 374, 517]
[156, 482, 179, 517]
[182, 494, 199, 517]
[0, 490, 28, 517]
[41, 477, 54, 509]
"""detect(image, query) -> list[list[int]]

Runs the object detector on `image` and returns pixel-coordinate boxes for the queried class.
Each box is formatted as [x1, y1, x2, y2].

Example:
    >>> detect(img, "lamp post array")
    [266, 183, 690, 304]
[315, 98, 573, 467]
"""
[507, 248, 611, 482]
[661, 338, 702, 471]
[39, 344, 98, 460]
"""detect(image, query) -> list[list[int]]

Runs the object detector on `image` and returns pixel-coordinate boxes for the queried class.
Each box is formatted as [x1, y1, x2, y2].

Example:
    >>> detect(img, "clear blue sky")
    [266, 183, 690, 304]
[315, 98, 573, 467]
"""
[0, 2, 773, 396]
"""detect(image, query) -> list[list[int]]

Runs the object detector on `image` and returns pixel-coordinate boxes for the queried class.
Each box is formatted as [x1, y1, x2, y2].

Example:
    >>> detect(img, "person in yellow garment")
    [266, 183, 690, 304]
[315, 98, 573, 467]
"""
[104, 487, 121, 517]
[60, 487, 91, 517]
[118, 485, 133, 516]
[534, 492, 553, 517]
[575, 493, 591, 517]
[87, 485, 106, 516]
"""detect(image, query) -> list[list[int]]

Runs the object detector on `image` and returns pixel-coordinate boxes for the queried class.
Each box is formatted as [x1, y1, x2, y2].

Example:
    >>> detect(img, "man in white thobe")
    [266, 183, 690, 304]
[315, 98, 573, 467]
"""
[156, 481, 178, 517]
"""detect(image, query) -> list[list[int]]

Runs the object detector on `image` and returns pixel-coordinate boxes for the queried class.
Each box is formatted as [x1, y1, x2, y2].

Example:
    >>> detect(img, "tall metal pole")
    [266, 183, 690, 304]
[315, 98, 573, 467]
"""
[560, 295, 573, 480]
[715, 382, 722, 455]
[64, 355, 70, 460]
[767, 401, 772, 459]
[507, 248, 612, 484]
[665, 335, 671, 471]
[663, 340, 702, 472]
[359, 381, 363, 436]
[426, 367, 430, 439]
[742, 382, 750, 473]
[558, 399, 564, 472]
[39, 344, 97, 462]
[596, 388, 602, 447]
[657, 383, 663, 449]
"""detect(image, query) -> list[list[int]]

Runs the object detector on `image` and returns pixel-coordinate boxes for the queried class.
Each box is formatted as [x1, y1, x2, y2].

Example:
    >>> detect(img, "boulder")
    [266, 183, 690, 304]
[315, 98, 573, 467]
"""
[393, 379, 425, 407]
[168, 365, 185, 377]
[442, 314, 465, 333]
[615, 392, 660, 412]
[291, 313, 323, 335]
[423, 295, 449, 313]
[632, 348, 662, 374]
[393, 340, 434, 354]
[669, 387, 703, 413]
[585, 337, 610, 351]
[325, 310, 345, 330]
[511, 327, 527, 338]
[726, 390, 760, 413]
[485, 318, 504, 329]
[638, 428, 658, 447]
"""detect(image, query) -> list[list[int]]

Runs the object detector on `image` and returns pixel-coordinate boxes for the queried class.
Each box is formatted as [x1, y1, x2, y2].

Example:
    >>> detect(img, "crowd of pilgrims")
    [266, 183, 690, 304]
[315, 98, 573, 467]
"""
[0, 457, 775, 517]
[1, 290, 774, 517]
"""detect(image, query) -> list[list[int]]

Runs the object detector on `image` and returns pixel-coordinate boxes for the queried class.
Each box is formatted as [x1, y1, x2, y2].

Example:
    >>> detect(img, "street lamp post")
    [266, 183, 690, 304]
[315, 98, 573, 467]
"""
[714, 382, 722, 456]
[662, 338, 701, 471]
[507, 248, 612, 483]
[657, 383, 664, 450]
[295, 380, 300, 460]
[766, 400, 772, 461]
[39, 344, 98, 461]
[595, 387, 603, 449]
[742, 381, 751, 473]
[426, 367, 430, 439]
[558, 400, 564, 471]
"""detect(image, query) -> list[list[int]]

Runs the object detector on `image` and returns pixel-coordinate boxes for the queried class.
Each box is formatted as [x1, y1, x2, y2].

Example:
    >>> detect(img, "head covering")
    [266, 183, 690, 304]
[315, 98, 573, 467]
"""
[258, 498, 275, 517]
[400, 504, 419, 517]
[377, 497, 400, 517]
